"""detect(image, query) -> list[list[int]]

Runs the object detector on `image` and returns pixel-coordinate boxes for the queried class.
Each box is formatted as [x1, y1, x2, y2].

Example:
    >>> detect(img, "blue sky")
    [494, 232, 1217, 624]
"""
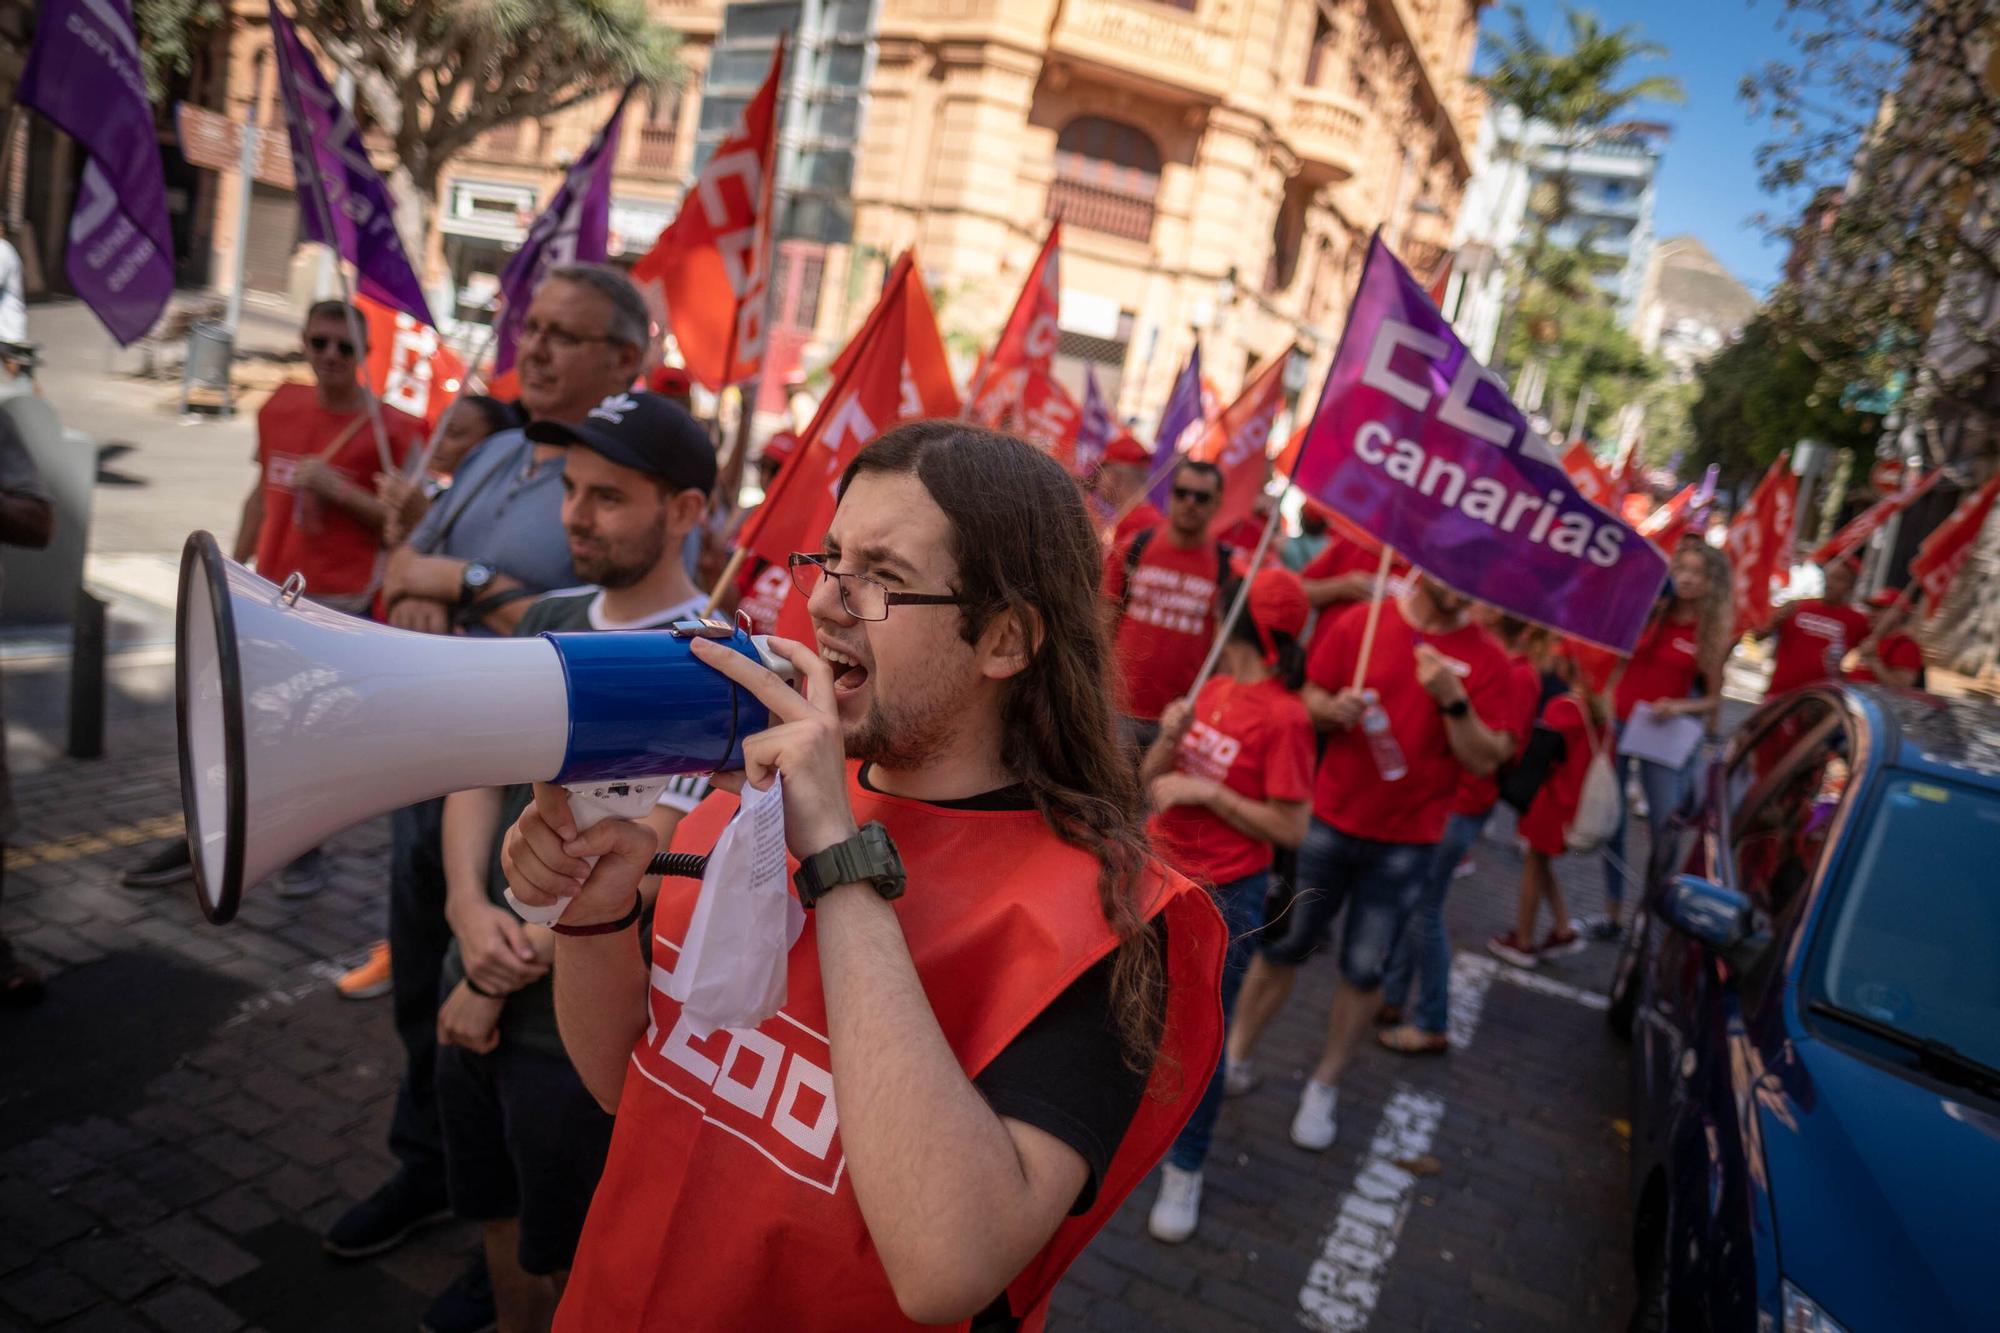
[1479, 1, 1820, 295]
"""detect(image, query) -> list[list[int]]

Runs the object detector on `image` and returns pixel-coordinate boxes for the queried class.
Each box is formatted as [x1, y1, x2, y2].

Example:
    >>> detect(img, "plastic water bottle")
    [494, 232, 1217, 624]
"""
[1824, 631, 1846, 676]
[1359, 689, 1408, 781]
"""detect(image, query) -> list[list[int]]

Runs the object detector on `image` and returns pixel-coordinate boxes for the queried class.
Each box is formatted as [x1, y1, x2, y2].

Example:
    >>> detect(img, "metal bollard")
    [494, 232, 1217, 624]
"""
[67, 588, 106, 759]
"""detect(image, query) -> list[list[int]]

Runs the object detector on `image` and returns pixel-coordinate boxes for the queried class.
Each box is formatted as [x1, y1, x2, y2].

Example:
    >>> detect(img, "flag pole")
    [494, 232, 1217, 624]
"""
[703, 547, 748, 616]
[1350, 543, 1397, 691]
[1183, 484, 1286, 701]
[404, 315, 501, 480]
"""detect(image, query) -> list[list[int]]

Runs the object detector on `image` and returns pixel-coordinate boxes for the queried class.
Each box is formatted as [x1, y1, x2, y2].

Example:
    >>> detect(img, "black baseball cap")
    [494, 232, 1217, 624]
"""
[526, 391, 717, 496]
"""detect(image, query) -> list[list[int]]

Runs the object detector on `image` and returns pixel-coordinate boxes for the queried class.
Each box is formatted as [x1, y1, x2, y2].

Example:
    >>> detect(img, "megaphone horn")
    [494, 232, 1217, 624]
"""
[176, 531, 788, 925]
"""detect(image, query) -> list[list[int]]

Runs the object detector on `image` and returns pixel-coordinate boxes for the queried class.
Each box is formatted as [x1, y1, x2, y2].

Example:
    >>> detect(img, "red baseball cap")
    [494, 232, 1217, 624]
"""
[759, 430, 798, 467]
[647, 363, 693, 399]
[1866, 588, 1903, 609]
[1101, 431, 1151, 467]
[1246, 567, 1310, 660]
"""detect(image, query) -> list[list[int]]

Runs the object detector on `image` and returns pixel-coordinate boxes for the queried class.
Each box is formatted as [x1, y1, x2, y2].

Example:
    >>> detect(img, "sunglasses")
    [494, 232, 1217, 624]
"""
[308, 335, 357, 358]
[1172, 487, 1219, 504]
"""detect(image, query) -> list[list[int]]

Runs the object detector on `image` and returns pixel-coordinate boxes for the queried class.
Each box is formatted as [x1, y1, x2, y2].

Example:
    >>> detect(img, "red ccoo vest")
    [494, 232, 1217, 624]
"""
[555, 765, 1225, 1332]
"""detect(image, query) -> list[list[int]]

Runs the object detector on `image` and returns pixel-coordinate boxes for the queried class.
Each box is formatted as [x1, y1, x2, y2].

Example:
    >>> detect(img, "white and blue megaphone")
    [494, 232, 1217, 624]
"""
[176, 531, 789, 924]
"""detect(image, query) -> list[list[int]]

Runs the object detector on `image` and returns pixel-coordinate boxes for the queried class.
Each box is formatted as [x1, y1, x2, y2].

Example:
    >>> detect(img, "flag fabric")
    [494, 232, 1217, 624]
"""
[1146, 345, 1206, 510]
[1723, 454, 1798, 634]
[1289, 234, 1668, 652]
[1072, 368, 1116, 478]
[1909, 472, 2000, 617]
[1187, 354, 1288, 534]
[1811, 469, 1943, 565]
[633, 42, 783, 391]
[738, 251, 959, 638]
[1689, 464, 1721, 529]
[1561, 442, 1615, 510]
[494, 84, 635, 374]
[1011, 370, 1082, 466]
[965, 224, 1061, 426]
[15, 0, 174, 345]
[1639, 483, 1697, 550]
[268, 4, 433, 327]
[358, 295, 467, 434]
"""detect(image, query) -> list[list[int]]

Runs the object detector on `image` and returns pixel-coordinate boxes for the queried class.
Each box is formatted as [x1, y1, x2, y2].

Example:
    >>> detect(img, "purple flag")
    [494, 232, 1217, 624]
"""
[16, 0, 174, 345]
[1292, 235, 1668, 651]
[1073, 367, 1114, 477]
[268, 4, 434, 327]
[1147, 344, 1205, 510]
[494, 83, 636, 374]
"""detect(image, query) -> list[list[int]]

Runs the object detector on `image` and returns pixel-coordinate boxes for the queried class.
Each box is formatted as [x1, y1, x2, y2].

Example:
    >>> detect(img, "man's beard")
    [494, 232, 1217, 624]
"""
[571, 522, 666, 590]
[841, 671, 965, 771]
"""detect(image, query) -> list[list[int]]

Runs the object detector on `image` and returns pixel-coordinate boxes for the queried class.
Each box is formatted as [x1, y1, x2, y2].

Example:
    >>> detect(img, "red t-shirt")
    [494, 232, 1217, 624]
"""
[1104, 531, 1225, 721]
[1846, 633, 1923, 685]
[1768, 599, 1872, 695]
[1519, 694, 1597, 857]
[733, 556, 791, 635]
[1112, 501, 1165, 548]
[1614, 612, 1703, 721]
[1307, 600, 1512, 845]
[1302, 537, 1403, 656]
[1453, 650, 1541, 816]
[253, 385, 421, 597]
[1150, 675, 1315, 885]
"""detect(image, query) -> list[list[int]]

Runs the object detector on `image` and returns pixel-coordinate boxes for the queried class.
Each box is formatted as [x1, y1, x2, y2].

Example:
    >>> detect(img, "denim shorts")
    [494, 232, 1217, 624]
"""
[1258, 818, 1434, 988]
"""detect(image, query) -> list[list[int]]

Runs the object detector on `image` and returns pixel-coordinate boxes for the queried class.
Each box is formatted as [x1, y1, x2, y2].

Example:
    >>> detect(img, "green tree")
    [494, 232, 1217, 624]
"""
[1501, 267, 1661, 441]
[1686, 309, 1880, 487]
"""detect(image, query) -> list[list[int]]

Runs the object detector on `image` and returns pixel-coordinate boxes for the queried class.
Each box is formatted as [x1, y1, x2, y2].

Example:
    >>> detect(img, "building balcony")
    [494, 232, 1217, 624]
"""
[1284, 85, 1367, 182]
[631, 127, 679, 174]
[1047, 0, 1231, 102]
[1046, 175, 1155, 245]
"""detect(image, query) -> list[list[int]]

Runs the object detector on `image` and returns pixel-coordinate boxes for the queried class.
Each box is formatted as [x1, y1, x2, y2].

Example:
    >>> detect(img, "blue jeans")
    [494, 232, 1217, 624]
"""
[1379, 808, 1492, 1034]
[1259, 820, 1432, 987]
[1167, 871, 1269, 1172]
[1602, 731, 1690, 909]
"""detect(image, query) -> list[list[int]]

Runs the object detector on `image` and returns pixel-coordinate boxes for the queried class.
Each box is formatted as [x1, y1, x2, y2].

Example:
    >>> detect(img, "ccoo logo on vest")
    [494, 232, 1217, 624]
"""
[1292, 235, 1668, 653]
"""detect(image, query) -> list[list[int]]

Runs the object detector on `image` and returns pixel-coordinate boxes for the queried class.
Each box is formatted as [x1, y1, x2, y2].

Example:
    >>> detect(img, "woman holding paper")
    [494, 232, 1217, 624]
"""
[1598, 541, 1733, 936]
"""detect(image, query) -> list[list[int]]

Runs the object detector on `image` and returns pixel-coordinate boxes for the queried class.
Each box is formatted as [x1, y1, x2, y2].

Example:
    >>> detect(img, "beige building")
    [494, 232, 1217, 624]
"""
[193, 0, 1485, 421]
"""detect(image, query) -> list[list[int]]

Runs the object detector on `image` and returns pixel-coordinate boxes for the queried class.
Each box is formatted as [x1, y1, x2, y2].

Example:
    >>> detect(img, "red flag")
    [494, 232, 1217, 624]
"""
[965, 224, 1060, 426]
[1012, 369, 1082, 465]
[738, 251, 960, 638]
[358, 294, 467, 433]
[1638, 484, 1697, 550]
[1562, 442, 1616, 510]
[632, 42, 782, 391]
[1724, 454, 1798, 634]
[1810, 470, 1944, 565]
[1909, 473, 2000, 617]
[1188, 355, 1288, 534]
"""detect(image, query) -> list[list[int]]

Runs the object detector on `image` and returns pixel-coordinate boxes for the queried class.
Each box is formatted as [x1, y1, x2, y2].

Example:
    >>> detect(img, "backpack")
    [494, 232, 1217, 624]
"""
[1117, 525, 1233, 616]
[1498, 723, 1566, 815]
[1565, 699, 1623, 854]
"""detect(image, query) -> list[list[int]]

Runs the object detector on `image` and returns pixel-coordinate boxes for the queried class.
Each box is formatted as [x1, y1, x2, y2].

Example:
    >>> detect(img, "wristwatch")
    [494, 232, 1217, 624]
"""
[1440, 697, 1471, 719]
[459, 562, 496, 607]
[793, 822, 906, 909]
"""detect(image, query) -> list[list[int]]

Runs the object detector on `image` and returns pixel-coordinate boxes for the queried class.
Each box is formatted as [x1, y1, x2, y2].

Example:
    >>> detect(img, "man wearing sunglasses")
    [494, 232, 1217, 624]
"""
[234, 300, 423, 616]
[1103, 459, 1233, 750]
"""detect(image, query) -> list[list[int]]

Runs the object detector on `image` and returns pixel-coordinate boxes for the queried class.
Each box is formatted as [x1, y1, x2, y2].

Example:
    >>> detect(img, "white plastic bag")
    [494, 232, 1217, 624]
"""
[662, 774, 805, 1038]
[1566, 702, 1623, 854]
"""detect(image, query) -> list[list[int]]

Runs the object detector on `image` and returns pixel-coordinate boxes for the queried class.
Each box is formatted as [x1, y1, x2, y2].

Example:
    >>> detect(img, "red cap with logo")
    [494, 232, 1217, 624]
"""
[1245, 567, 1310, 662]
[760, 430, 799, 467]
[1101, 431, 1151, 467]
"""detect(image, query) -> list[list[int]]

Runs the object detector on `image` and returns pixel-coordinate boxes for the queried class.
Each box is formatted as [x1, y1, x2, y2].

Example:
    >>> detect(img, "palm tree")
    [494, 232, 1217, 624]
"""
[1478, 5, 1685, 376]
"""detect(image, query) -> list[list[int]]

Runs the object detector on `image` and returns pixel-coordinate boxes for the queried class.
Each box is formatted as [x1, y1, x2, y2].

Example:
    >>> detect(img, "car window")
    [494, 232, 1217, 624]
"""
[1729, 709, 1849, 918]
[1807, 777, 2000, 1072]
[1725, 696, 1834, 816]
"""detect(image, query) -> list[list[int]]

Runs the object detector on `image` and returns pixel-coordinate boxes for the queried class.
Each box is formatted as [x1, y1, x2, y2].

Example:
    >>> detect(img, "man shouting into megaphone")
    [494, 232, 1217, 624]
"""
[501, 421, 1226, 1331]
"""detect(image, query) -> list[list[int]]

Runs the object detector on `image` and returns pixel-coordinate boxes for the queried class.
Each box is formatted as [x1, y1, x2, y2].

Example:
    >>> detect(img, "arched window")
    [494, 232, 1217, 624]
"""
[1047, 116, 1161, 243]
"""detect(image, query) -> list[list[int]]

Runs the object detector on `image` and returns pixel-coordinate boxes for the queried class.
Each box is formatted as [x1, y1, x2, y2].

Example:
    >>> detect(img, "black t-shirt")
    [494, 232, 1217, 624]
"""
[852, 766, 1162, 1332]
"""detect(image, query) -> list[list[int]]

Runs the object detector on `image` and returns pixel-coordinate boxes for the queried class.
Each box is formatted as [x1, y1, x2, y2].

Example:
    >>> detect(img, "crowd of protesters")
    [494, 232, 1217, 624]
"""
[6, 260, 1934, 1328]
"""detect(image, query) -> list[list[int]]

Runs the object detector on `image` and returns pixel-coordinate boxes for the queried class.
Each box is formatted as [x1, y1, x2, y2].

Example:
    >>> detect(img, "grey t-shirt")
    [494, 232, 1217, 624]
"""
[0, 411, 53, 606]
[406, 428, 576, 632]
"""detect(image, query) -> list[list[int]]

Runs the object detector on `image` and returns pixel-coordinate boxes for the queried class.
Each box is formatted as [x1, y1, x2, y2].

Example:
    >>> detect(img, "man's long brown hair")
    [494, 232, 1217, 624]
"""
[840, 420, 1164, 1070]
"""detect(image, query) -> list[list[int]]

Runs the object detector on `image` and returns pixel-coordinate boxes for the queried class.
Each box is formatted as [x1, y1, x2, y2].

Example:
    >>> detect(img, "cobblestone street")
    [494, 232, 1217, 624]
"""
[3, 626, 1644, 1332]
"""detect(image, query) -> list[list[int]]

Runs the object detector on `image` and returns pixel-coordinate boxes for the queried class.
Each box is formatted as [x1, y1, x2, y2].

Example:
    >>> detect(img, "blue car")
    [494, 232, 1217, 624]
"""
[1610, 683, 2000, 1332]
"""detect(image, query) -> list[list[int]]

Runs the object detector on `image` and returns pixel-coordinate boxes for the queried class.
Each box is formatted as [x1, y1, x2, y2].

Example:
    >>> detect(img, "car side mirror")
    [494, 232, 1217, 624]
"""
[1657, 874, 1769, 970]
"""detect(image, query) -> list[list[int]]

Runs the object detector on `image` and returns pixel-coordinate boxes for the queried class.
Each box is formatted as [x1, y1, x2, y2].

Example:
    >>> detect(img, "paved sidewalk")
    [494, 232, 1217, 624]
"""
[2, 638, 1644, 1332]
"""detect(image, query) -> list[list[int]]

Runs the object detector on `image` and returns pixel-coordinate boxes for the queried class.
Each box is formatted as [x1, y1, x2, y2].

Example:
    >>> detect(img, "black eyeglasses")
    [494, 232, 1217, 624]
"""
[308, 335, 357, 357]
[788, 553, 967, 622]
[518, 318, 623, 352]
[1172, 487, 1219, 505]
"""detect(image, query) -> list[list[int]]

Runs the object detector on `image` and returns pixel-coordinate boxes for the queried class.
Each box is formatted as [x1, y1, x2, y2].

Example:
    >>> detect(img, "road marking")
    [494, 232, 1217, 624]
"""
[221, 956, 356, 1028]
[4, 813, 183, 870]
[1294, 951, 1608, 1331]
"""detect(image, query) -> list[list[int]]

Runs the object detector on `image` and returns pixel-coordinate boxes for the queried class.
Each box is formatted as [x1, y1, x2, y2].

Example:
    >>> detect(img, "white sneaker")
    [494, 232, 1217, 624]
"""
[1290, 1080, 1339, 1151]
[1146, 1164, 1203, 1243]
[1223, 1057, 1259, 1097]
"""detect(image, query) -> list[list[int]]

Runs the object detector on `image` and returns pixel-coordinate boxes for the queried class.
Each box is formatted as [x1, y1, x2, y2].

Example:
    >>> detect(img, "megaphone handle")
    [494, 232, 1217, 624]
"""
[504, 777, 669, 925]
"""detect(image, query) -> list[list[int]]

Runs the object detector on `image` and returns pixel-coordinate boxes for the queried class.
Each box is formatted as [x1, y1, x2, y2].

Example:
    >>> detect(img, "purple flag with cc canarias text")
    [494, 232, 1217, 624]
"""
[1291, 235, 1668, 652]
[16, 0, 175, 345]
[1146, 343, 1205, 511]
[494, 82, 636, 375]
[1073, 366, 1115, 478]
[268, 4, 434, 327]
